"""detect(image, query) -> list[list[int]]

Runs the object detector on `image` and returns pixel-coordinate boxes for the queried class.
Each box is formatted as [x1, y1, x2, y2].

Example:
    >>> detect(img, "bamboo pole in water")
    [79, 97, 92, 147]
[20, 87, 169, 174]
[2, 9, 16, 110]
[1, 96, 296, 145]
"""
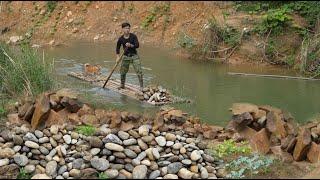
[228, 72, 320, 81]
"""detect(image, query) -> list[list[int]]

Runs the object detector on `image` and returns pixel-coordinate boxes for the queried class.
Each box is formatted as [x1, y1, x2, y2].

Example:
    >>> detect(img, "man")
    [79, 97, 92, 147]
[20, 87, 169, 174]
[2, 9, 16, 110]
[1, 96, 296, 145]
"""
[116, 22, 143, 91]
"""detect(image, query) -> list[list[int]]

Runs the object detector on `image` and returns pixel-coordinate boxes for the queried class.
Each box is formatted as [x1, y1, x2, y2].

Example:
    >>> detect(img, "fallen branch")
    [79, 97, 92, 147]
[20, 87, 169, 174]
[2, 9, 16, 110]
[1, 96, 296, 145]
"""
[228, 72, 320, 81]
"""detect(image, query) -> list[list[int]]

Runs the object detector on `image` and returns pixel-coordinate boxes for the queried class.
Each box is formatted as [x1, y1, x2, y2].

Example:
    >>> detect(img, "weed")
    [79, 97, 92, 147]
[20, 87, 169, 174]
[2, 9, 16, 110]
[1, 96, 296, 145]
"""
[176, 32, 196, 50]
[128, 3, 134, 13]
[46, 1, 57, 13]
[141, 3, 171, 30]
[209, 139, 251, 159]
[76, 125, 96, 136]
[225, 154, 274, 179]
[17, 168, 32, 179]
[98, 172, 108, 179]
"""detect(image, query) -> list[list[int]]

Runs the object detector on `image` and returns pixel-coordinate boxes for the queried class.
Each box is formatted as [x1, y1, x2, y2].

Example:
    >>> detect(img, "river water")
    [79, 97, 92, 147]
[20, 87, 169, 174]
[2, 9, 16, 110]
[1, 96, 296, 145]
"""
[44, 40, 320, 126]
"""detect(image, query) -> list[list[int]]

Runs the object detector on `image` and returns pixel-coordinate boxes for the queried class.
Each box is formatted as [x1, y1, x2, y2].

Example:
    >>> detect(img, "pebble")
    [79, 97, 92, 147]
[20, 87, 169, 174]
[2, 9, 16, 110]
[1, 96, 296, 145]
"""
[118, 131, 130, 140]
[182, 159, 192, 165]
[0, 159, 9, 167]
[132, 165, 148, 179]
[23, 133, 38, 142]
[69, 169, 81, 177]
[35, 130, 44, 138]
[25, 164, 36, 173]
[38, 137, 49, 144]
[14, 154, 29, 166]
[90, 148, 101, 156]
[149, 170, 161, 179]
[105, 143, 124, 152]
[168, 162, 183, 174]
[123, 138, 137, 146]
[103, 134, 123, 145]
[124, 149, 137, 158]
[63, 135, 72, 144]
[138, 125, 150, 136]
[46, 161, 58, 176]
[90, 158, 109, 171]
[13, 145, 22, 152]
[155, 136, 166, 146]
[25, 141, 39, 149]
[105, 169, 119, 179]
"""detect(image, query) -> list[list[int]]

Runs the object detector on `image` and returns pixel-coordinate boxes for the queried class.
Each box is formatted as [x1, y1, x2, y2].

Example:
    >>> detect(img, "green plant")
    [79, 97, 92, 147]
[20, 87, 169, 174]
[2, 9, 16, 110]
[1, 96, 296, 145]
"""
[46, 1, 57, 13]
[17, 168, 32, 179]
[0, 43, 54, 97]
[98, 172, 108, 179]
[225, 154, 274, 179]
[210, 139, 252, 159]
[128, 3, 134, 13]
[176, 32, 196, 50]
[141, 3, 171, 30]
[76, 125, 96, 136]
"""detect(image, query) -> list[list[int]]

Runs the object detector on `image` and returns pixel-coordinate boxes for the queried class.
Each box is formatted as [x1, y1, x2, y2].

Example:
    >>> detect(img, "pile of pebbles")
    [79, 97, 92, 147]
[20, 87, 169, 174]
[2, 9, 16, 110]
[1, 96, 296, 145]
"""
[137, 86, 173, 104]
[0, 123, 225, 179]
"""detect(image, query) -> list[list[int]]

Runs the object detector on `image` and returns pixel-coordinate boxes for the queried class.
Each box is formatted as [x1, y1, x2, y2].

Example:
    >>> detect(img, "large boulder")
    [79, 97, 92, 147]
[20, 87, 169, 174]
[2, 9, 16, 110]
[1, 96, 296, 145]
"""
[31, 93, 51, 130]
[249, 128, 270, 154]
[293, 128, 311, 161]
[45, 110, 64, 127]
[307, 142, 320, 163]
[266, 111, 287, 139]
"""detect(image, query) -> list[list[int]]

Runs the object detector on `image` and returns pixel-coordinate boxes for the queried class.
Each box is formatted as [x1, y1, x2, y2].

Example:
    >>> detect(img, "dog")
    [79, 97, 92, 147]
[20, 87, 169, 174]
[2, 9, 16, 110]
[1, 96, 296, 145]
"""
[83, 63, 102, 76]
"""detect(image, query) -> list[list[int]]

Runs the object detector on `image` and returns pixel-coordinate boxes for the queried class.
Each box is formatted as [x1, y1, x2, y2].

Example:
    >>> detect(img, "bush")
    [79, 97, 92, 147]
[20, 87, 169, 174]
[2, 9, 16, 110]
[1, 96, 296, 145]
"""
[76, 125, 96, 136]
[176, 32, 196, 50]
[46, 1, 57, 13]
[17, 168, 32, 179]
[0, 43, 54, 97]
[209, 139, 252, 159]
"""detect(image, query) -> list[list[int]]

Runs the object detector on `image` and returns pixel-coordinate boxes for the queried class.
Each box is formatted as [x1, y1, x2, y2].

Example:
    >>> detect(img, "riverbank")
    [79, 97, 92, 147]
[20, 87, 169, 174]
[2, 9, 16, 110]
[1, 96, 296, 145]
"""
[0, 88, 319, 179]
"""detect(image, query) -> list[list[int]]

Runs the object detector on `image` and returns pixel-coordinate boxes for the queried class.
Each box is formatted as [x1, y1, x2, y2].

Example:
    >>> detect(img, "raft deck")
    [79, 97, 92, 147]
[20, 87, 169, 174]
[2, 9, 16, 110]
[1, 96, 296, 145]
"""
[67, 72, 190, 106]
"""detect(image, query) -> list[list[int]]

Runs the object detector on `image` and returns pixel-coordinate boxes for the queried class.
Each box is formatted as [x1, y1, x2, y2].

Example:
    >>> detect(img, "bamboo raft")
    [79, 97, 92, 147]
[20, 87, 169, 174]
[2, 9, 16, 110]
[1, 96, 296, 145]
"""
[67, 72, 191, 106]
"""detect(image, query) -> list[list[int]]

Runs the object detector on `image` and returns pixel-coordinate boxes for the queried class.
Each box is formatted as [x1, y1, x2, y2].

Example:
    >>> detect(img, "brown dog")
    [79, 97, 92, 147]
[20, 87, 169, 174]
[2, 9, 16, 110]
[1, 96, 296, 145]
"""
[83, 63, 102, 76]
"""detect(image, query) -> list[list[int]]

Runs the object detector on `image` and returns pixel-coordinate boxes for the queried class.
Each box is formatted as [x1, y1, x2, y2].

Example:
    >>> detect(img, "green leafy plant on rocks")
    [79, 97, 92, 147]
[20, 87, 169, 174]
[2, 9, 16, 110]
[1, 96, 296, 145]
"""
[225, 154, 274, 179]
[209, 139, 252, 159]
[98, 172, 109, 179]
[141, 3, 171, 30]
[76, 125, 96, 136]
[17, 168, 32, 179]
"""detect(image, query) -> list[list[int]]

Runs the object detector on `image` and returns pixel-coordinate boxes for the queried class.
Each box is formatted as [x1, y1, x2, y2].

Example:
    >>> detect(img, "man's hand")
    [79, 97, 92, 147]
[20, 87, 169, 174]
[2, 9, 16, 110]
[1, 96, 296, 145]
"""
[125, 42, 134, 48]
[116, 54, 120, 62]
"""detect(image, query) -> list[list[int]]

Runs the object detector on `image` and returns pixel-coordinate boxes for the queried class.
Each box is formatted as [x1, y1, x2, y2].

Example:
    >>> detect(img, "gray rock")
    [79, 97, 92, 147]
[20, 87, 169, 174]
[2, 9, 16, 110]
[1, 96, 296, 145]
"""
[38, 137, 49, 144]
[90, 158, 109, 171]
[202, 154, 215, 163]
[103, 134, 123, 145]
[149, 170, 161, 179]
[63, 135, 72, 144]
[13, 145, 22, 152]
[118, 131, 130, 140]
[105, 169, 119, 179]
[191, 150, 201, 161]
[89, 137, 103, 148]
[105, 143, 124, 152]
[108, 156, 115, 162]
[152, 148, 160, 159]
[58, 165, 68, 175]
[158, 161, 171, 167]
[14, 154, 29, 166]
[132, 165, 147, 179]
[125, 163, 134, 172]
[35, 130, 44, 138]
[90, 148, 101, 156]
[135, 151, 147, 161]
[155, 136, 166, 147]
[13, 135, 24, 145]
[46, 161, 58, 176]
[201, 167, 209, 179]
[25, 141, 39, 149]
[23, 133, 38, 142]
[172, 143, 183, 150]
[123, 138, 137, 146]
[72, 158, 84, 169]
[166, 141, 174, 147]
[124, 149, 137, 158]
[182, 159, 192, 165]
[138, 125, 150, 136]
[62, 172, 69, 179]
[39, 146, 49, 155]
[0, 158, 9, 167]
[168, 162, 183, 174]
[102, 149, 112, 156]
[24, 164, 35, 173]
[163, 174, 179, 179]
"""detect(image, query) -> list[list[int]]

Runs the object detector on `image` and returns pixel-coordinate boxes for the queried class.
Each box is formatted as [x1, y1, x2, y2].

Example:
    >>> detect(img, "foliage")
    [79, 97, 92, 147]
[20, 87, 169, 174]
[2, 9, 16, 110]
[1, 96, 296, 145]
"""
[76, 125, 96, 136]
[225, 154, 274, 179]
[141, 3, 171, 30]
[254, 7, 292, 35]
[210, 139, 252, 159]
[128, 3, 134, 13]
[46, 1, 57, 13]
[17, 168, 32, 179]
[176, 32, 196, 50]
[0, 43, 54, 97]
[98, 172, 109, 179]
[299, 34, 320, 77]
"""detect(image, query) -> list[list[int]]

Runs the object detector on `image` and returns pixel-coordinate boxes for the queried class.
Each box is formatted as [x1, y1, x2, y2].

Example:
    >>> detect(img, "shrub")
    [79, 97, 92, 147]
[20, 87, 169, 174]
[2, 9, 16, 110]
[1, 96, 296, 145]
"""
[76, 125, 96, 136]
[209, 139, 252, 159]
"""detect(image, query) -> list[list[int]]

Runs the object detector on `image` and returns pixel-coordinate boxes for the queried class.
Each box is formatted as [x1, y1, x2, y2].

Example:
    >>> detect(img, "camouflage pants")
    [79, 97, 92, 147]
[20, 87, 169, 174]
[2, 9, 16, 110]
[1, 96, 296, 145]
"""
[120, 54, 143, 77]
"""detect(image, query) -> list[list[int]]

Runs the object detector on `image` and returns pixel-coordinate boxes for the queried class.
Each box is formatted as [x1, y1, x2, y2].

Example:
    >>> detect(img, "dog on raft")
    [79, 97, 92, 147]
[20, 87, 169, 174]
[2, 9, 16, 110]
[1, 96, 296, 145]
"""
[83, 63, 102, 76]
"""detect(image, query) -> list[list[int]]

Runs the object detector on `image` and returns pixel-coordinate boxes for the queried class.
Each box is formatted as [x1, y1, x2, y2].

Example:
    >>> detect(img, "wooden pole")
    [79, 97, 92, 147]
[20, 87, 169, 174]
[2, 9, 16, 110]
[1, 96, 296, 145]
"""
[102, 47, 127, 88]
[228, 72, 320, 81]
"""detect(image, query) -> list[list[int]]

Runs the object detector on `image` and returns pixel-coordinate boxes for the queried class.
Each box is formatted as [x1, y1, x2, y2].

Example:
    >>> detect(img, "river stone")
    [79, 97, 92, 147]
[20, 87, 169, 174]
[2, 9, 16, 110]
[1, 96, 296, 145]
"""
[166, 141, 174, 147]
[25, 141, 39, 149]
[141, 159, 151, 166]
[90, 158, 109, 171]
[25, 165, 35, 173]
[62, 172, 69, 179]
[63, 135, 71, 144]
[149, 170, 161, 179]
[125, 163, 134, 172]
[0, 159, 9, 167]
[69, 169, 81, 178]
[137, 139, 148, 150]
[160, 167, 168, 176]
[105, 143, 124, 152]
[132, 165, 147, 179]
[90, 148, 101, 156]
[164, 174, 179, 179]
[14, 155, 29, 166]
[50, 125, 59, 135]
[105, 169, 119, 179]
[191, 150, 201, 161]
[128, 130, 140, 139]
[72, 159, 84, 169]
[152, 148, 160, 159]
[46, 161, 57, 176]
[103, 134, 123, 145]
[165, 133, 176, 141]
[58, 165, 67, 175]
[89, 137, 103, 148]
[31, 174, 51, 179]
[155, 136, 166, 146]
[178, 168, 194, 179]
[0, 148, 15, 158]
[182, 159, 192, 165]
[173, 143, 183, 150]
[124, 149, 137, 158]
[158, 161, 171, 167]
[168, 162, 183, 174]
[123, 138, 137, 146]
[39, 146, 49, 155]
[34, 130, 43, 138]
[202, 154, 215, 163]
[118, 131, 130, 140]
[13, 135, 24, 145]
[138, 125, 150, 136]
[135, 151, 147, 161]
[23, 133, 38, 142]
[38, 137, 49, 144]
[13, 145, 22, 152]
[201, 167, 209, 179]
[50, 138, 57, 147]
